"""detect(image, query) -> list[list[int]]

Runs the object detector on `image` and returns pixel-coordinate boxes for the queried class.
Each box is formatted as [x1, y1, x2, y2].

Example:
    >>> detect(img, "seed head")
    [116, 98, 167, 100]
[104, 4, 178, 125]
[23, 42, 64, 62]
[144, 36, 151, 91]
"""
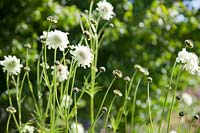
[112, 69, 123, 78]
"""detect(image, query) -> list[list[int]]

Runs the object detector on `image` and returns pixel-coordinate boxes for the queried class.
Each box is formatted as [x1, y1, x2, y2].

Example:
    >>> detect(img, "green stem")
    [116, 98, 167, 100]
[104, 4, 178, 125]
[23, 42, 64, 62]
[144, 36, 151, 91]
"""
[6, 114, 11, 133]
[178, 117, 181, 133]
[131, 77, 142, 132]
[104, 96, 116, 129]
[167, 67, 183, 132]
[147, 81, 154, 133]
[158, 61, 177, 133]
[188, 120, 194, 133]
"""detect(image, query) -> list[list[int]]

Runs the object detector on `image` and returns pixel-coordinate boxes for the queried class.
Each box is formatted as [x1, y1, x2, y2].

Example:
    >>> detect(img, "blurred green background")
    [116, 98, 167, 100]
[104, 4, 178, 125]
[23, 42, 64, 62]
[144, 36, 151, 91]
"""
[0, 0, 200, 132]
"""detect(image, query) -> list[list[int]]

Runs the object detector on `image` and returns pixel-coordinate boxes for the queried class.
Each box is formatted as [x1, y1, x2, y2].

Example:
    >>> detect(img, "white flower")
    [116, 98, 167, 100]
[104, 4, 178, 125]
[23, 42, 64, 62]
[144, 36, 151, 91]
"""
[52, 64, 69, 82]
[40, 30, 69, 51]
[22, 125, 35, 133]
[0, 55, 23, 75]
[169, 130, 177, 133]
[70, 122, 84, 133]
[70, 45, 93, 68]
[176, 48, 199, 74]
[182, 93, 193, 106]
[61, 95, 73, 108]
[96, 0, 115, 20]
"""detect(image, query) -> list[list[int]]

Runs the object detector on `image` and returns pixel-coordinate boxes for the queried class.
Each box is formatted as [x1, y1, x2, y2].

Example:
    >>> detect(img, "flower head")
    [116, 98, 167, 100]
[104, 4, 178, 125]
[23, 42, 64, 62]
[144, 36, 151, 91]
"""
[96, 0, 115, 20]
[169, 130, 177, 133]
[176, 48, 199, 74]
[22, 125, 35, 133]
[70, 122, 84, 133]
[40, 30, 69, 51]
[61, 95, 73, 108]
[0, 55, 23, 75]
[182, 92, 192, 106]
[70, 45, 93, 68]
[53, 64, 69, 82]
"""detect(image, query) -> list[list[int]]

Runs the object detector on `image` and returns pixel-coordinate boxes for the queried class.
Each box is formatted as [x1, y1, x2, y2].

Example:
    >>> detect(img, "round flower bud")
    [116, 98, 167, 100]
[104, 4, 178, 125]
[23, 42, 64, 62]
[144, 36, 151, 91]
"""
[47, 16, 58, 24]
[107, 124, 112, 129]
[193, 115, 199, 120]
[83, 31, 91, 40]
[99, 66, 106, 72]
[24, 43, 31, 49]
[73, 87, 81, 93]
[185, 39, 193, 48]
[134, 64, 149, 75]
[179, 111, 184, 117]
[102, 107, 107, 113]
[123, 76, 130, 82]
[24, 66, 30, 72]
[109, 23, 114, 28]
[113, 89, 122, 97]
[6, 106, 16, 114]
[112, 69, 123, 78]
[147, 77, 152, 82]
[176, 95, 181, 101]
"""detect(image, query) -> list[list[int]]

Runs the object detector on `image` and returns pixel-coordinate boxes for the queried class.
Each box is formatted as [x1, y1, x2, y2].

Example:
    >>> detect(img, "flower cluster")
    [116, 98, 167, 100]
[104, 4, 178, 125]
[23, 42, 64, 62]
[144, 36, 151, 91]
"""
[70, 122, 84, 133]
[96, 0, 115, 20]
[176, 48, 199, 75]
[70, 45, 93, 68]
[40, 30, 69, 51]
[22, 125, 34, 133]
[0, 55, 23, 75]
[52, 63, 69, 82]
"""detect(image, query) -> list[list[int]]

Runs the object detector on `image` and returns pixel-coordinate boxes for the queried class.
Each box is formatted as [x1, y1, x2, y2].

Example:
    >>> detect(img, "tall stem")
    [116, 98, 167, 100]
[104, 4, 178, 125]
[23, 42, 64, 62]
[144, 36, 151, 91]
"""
[158, 61, 177, 133]
[147, 81, 154, 132]
[167, 67, 182, 132]
[131, 77, 142, 132]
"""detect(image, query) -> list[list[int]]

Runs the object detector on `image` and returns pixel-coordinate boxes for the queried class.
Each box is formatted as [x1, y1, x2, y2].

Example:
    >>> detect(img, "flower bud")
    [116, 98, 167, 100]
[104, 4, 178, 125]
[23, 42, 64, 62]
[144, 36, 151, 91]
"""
[147, 77, 152, 82]
[113, 89, 122, 97]
[102, 107, 107, 113]
[24, 43, 32, 49]
[134, 64, 149, 76]
[176, 95, 181, 101]
[107, 124, 112, 129]
[6, 106, 16, 114]
[185, 39, 193, 48]
[193, 115, 199, 120]
[24, 66, 30, 72]
[123, 76, 130, 82]
[73, 87, 81, 93]
[83, 31, 91, 40]
[179, 111, 184, 117]
[99, 66, 106, 72]
[112, 69, 123, 78]
[47, 16, 58, 24]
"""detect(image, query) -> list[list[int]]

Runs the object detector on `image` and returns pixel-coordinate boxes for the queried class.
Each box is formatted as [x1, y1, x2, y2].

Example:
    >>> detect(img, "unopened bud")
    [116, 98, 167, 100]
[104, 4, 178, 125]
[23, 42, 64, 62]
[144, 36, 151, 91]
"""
[24, 43, 31, 49]
[6, 106, 16, 114]
[123, 76, 130, 82]
[47, 16, 58, 24]
[112, 69, 123, 78]
[185, 39, 193, 48]
[83, 31, 91, 40]
[113, 89, 123, 97]
[102, 107, 107, 113]
[99, 67, 106, 72]
[147, 77, 152, 82]
[176, 95, 181, 101]
[179, 111, 184, 117]
[24, 66, 30, 72]
[73, 87, 80, 93]
[90, 19, 96, 25]
[194, 115, 199, 120]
